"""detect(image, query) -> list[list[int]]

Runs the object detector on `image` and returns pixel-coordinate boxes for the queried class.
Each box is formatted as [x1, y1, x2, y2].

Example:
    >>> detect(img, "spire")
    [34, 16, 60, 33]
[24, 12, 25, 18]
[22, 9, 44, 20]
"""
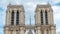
[7, 3, 11, 8]
[30, 16, 31, 25]
[27, 15, 33, 34]
[8, 3, 11, 6]
[9, 3, 11, 5]
[47, 1, 51, 7]
[47, 2, 50, 5]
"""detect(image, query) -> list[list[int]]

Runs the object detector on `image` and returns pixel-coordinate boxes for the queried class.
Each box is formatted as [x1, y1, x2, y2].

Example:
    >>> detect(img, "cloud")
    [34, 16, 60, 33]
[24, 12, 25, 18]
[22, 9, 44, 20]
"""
[7, 0, 22, 5]
[55, 2, 60, 6]
[0, 0, 60, 34]
[54, 0, 60, 3]
[52, 6, 60, 33]
[0, 7, 4, 11]
[0, 11, 6, 26]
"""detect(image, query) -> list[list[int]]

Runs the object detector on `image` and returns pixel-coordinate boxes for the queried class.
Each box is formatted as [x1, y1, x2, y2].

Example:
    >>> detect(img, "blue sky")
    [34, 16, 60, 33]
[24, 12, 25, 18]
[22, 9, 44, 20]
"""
[0, 0, 60, 34]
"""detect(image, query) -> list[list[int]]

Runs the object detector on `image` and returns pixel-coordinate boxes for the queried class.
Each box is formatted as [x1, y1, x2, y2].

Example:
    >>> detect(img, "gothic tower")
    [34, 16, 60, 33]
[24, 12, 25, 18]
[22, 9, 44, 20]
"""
[4, 3, 56, 34]
[4, 4, 25, 34]
[35, 4, 56, 34]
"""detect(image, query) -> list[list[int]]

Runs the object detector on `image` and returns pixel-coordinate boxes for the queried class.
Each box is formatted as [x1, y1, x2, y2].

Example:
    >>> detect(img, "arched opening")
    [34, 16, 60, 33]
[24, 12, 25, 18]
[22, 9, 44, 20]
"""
[16, 10, 19, 25]
[40, 10, 43, 25]
[45, 10, 48, 25]
[11, 10, 14, 25]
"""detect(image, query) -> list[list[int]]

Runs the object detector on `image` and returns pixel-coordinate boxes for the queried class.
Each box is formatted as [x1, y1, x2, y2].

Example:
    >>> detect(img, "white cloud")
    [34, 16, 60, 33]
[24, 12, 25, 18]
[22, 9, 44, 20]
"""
[56, 28, 60, 32]
[52, 6, 60, 32]
[0, 11, 6, 26]
[53, 0, 60, 3]
[52, 6, 60, 23]
[0, 0, 60, 34]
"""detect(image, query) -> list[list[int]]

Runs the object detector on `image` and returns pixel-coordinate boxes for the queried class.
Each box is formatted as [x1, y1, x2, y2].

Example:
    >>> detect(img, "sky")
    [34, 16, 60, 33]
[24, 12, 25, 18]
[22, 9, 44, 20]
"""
[0, 0, 60, 34]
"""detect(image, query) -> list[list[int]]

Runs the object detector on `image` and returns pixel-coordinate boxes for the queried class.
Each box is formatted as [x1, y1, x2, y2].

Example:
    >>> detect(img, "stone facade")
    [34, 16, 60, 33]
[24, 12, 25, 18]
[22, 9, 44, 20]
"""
[4, 4, 56, 34]
[4, 4, 25, 34]
[35, 4, 56, 34]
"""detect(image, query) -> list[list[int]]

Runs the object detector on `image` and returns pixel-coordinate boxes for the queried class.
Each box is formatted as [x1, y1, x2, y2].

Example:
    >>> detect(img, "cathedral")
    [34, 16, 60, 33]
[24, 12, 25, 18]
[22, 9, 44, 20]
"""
[4, 3, 56, 34]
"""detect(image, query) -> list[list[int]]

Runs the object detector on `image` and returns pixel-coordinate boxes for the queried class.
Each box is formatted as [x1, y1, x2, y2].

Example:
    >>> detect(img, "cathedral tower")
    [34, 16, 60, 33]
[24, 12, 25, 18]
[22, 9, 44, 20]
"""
[4, 3, 56, 34]
[35, 4, 56, 34]
[4, 4, 25, 34]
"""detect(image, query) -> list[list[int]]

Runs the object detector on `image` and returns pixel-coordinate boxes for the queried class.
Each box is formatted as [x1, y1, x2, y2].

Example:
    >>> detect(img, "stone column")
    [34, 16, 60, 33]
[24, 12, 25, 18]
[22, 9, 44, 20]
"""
[35, 27, 41, 34]
[35, 11, 38, 25]
[20, 27, 25, 34]
[21, 30, 25, 34]
[19, 30, 21, 34]
[13, 29, 16, 34]
[51, 26, 56, 34]
[48, 10, 50, 25]
[51, 29, 56, 34]
[35, 27, 38, 34]
[43, 10, 45, 25]
[14, 10, 16, 25]
[50, 10, 54, 25]
[38, 27, 41, 34]
[6, 10, 10, 26]
[13, 30, 15, 34]
[9, 30, 11, 34]
[9, 30, 10, 34]
[19, 10, 20, 25]
[4, 30, 9, 34]
[20, 11, 24, 25]
[49, 30, 51, 34]
[51, 30, 55, 34]
[4, 27, 9, 34]
[37, 11, 40, 25]
[9, 10, 12, 25]
[35, 11, 40, 25]
[39, 11, 41, 25]
[35, 29, 38, 34]
[44, 29, 47, 34]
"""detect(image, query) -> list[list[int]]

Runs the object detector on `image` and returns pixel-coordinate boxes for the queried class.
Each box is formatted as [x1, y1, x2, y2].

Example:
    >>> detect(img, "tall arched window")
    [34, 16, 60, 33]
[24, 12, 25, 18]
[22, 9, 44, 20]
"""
[11, 10, 14, 25]
[16, 10, 19, 25]
[40, 10, 43, 25]
[45, 10, 48, 25]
